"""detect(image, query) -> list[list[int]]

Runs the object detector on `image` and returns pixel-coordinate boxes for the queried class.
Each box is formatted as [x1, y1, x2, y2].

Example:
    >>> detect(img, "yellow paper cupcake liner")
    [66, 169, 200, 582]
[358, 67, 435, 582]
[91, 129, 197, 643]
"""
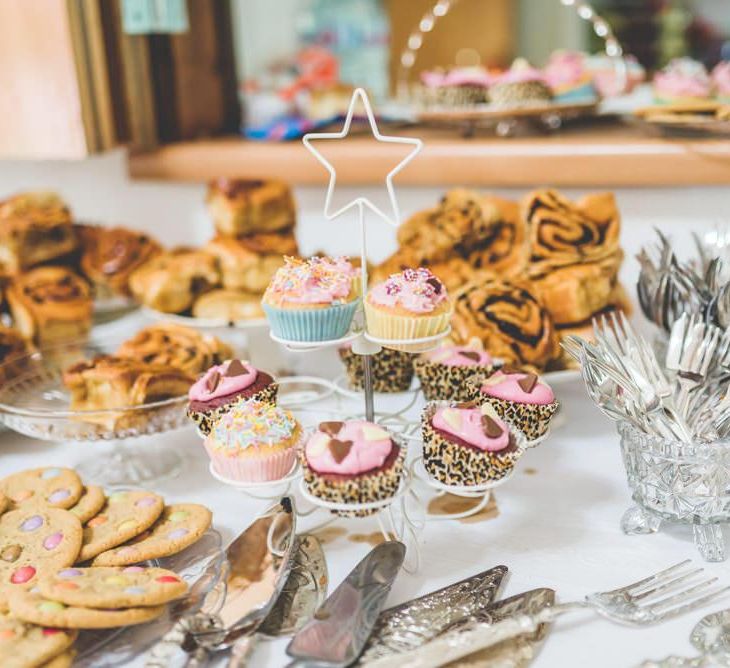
[364, 302, 452, 352]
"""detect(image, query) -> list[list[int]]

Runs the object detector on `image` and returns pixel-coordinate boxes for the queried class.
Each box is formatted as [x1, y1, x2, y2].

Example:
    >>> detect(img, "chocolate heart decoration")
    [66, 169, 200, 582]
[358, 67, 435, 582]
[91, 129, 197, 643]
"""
[481, 415, 504, 439]
[319, 421, 344, 436]
[225, 359, 247, 377]
[426, 277, 443, 294]
[206, 370, 221, 392]
[459, 351, 482, 363]
[455, 400, 479, 409]
[328, 438, 353, 464]
[518, 373, 538, 393]
[500, 365, 522, 375]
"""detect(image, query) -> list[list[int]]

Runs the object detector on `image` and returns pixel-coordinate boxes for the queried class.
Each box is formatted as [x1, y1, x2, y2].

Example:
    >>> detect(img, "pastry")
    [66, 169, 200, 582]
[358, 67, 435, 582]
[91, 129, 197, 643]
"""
[0, 326, 30, 384]
[187, 358, 278, 435]
[79, 225, 162, 297]
[421, 401, 523, 485]
[204, 400, 301, 482]
[66, 486, 106, 524]
[128, 248, 221, 313]
[206, 178, 296, 237]
[77, 490, 164, 562]
[489, 59, 552, 107]
[262, 256, 359, 342]
[38, 566, 186, 608]
[365, 268, 452, 352]
[0, 192, 77, 274]
[301, 421, 405, 517]
[471, 369, 559, 441]
[92, 504, 212, 566]
[419, 67, 491, 107]
[542, 50, 597, 102]
[653, 58, 712, 104]
[0, 612, 77, 668]
[115, 323, 233, 376]
[338, 345, 416, 393]
[713, 61, 730, 103]
[372, 249, 476, 294]
[6, 267, 92, 345]
[192, 289, 265, 322]
[451, 278, 560, 369]
[204, 230, 298, 293]
[0, 468, 83, 511]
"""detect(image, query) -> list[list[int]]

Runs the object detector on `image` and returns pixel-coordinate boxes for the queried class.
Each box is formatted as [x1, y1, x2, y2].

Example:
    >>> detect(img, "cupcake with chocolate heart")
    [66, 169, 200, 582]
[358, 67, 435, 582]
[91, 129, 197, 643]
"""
[413, 338, 498, 401]
[468, 369, 558, 441]
[338, 345, 416, 393]
[301, 420, 405, 517]
[187, 359, 277, 435]
[421, 401, 524, 486]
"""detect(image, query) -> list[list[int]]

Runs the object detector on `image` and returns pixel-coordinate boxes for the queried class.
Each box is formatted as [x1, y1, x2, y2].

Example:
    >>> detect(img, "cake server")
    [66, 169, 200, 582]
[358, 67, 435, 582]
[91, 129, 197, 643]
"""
[286, 540, 406, 667]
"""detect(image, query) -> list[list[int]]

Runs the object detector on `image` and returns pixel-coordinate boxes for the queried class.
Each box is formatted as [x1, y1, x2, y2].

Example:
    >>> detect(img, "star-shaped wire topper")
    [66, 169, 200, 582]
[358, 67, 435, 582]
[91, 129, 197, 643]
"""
[302, 87, 423, 227]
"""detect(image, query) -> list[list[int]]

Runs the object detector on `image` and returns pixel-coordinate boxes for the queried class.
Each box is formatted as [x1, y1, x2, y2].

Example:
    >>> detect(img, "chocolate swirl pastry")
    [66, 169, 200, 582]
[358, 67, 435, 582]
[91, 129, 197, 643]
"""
[451, 278, 559, 369]
[80, 226, 162, 296]
[6, 267, 92, 345]
[116, 323, 233, 376]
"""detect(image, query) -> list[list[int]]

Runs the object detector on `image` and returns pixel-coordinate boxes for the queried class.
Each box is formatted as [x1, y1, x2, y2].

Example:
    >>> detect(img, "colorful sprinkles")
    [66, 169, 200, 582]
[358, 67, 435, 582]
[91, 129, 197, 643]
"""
[208, 400, 298, 453]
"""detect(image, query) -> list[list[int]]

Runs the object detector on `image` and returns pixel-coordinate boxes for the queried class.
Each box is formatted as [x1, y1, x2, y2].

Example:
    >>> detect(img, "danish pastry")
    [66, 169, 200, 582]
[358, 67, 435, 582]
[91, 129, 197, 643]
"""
[192, 289, 265, 322]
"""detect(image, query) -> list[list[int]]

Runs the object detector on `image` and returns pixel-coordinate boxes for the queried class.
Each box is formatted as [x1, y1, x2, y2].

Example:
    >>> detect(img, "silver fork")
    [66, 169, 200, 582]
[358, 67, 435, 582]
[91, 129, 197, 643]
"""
[364, 561, 730, 668]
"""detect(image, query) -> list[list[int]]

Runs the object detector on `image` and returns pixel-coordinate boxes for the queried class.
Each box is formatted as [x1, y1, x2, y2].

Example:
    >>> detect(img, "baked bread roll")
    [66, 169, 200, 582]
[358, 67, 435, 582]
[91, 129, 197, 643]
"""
[192, 289, 264, 322]
[6, 267, 93, 345]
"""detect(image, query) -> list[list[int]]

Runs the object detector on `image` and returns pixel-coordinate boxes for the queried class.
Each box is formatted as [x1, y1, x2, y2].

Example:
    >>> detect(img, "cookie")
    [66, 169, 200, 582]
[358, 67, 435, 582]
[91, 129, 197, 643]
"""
[0, 508, 82, 590]
[38, 565, 187, 608]
[8, 587, 165, 629]
[0, 493, 8, 516]
[92, 504, 212, 566]
[0, 611, 77, 668]
[0, 468, 83, 511]
[77, 491, 163, 563]
[42, 649, 76, 668]
[67, 486, 105, 524]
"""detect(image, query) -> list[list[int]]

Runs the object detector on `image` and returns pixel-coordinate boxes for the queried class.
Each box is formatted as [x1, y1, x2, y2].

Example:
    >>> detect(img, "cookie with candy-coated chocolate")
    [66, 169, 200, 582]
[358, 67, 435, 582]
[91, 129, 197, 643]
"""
[0, 611, 77, 668]
[67, 485, 105, 524]
[0, 468, 82, 511]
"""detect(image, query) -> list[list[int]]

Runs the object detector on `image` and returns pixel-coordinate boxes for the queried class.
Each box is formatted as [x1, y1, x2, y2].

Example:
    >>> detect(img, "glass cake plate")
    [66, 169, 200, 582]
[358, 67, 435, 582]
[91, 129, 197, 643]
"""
[0, 340, 191, 486]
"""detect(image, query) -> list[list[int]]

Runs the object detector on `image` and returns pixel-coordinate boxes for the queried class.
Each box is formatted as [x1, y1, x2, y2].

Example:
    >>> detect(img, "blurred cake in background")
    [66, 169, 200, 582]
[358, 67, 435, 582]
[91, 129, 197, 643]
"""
[653, 57, 712, 104]
[584, 53, 646, 96]
[488, 59, 552, 108]
[419, 67, 491, 107]
[543, 51, 597, 103]
[712, 61, 730, 103]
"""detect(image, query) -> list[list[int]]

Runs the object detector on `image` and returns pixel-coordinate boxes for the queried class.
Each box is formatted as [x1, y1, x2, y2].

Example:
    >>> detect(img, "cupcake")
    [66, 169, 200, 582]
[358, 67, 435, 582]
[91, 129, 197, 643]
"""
[419, 67, 491, 107]
[187, 359, 278, 435]
[421, 401, 524, 486]
[653, 58, 712, 105]
[204, 400, 300, 482]
[543, 50, 597, 103]
[262, 256, 359, 342]
[584, 53, 645, 97]
[338, 345, 415, 393]
[489, 59, 553, 108]
[364, 268, 452, 352]
[414, 339, 497, 402]
[469, 369, 558, 441]
[301, 420, 405, 517]
[712, 61, 730, 103]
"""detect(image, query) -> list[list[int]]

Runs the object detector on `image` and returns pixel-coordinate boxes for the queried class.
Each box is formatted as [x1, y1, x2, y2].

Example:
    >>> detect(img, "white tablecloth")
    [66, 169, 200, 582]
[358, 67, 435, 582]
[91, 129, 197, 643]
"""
[1, 372, 726, 668]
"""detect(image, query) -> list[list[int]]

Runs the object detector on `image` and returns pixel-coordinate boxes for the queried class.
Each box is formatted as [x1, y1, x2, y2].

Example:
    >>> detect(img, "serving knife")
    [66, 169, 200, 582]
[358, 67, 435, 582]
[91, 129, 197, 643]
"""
[286, 541, 406, 668]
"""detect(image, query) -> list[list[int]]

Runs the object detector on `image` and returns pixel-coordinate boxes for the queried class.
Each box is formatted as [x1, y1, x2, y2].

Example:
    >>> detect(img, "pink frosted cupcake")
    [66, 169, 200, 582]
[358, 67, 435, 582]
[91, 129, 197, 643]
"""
[469, 369, 558, 441]
[543, 50, 597, 103]
[584, 53, 645, 96]
[420, 67, 491, 106]
[421, 401, 524, 485]
[204, 400, 300, 482]
[712, 61, 730, 103]
[653, 58, 712, 105]
[489, 59, 552, 108]
[301, 420, 405, 516]
[187, 359, 278, 435]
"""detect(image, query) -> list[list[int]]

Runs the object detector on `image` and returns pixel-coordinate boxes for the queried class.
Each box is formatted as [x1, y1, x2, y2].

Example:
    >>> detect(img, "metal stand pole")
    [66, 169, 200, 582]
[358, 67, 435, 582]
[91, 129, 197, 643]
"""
[363, 353, 375, 422]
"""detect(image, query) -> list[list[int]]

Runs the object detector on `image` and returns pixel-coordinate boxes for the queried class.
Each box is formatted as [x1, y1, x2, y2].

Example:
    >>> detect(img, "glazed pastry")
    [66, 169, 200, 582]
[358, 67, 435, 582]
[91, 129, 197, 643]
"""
[470, 369, 559, 441]
[204, 400, 301, 482]
[302, 421, 405, 517]
[116, 323, 233, 376]
[421, 401, 523, 485]
[419, 67, 491, 106]
[206, 178, 296, 237]
[0, 191, 77, 274]
[0, 325, 30, 384]
[192, 289, 265, 322]
[489, 59, 552, 107]
[79, 225, 162, 297]
[6, 267, 92, 345]
[204, 231, 298, 294]
[63, 355, 194, 431]
[451, 278, 559, 369]
[128, 248, 221, 314]
[338, 346, 415, 393]
[543, 50, 597, 102]
[653, 58, 711, 105]
[187, 359, 278, 435]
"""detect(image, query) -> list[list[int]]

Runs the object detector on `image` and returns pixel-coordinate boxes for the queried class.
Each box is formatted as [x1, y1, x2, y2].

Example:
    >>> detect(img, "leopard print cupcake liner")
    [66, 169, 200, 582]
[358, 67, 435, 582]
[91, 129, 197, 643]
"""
[413, 358, 497, 402]
[301, 439, 406, 518]
[338, 347, 415, 393]
[421, 402, 525, 486]
[187, 382, 279, 436]
[471, 393, 558, 442]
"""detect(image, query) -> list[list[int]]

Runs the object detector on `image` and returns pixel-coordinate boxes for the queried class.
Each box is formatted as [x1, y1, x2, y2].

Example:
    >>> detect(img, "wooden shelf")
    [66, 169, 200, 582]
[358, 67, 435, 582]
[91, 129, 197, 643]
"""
[128, 122, 730, 187]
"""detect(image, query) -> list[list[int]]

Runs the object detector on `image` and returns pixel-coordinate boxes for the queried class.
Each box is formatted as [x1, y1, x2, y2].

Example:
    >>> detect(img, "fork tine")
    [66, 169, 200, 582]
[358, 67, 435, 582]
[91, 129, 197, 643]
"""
[630, 568, 705, 601]
[651, 586, 730, 622]
[644, 577, 718, 611]
[614, 560, 692, 595]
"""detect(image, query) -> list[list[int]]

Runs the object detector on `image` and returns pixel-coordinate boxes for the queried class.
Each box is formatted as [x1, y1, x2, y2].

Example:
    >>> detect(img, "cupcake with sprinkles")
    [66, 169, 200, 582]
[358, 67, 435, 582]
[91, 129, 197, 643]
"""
[187, 359, 277, 435]
[204, 400, 301, 482]
[414, 338, 497, 401]
[421, 400, 524, 486]
[364, 268, 452, 352]
[262, 256, 359, 342]
[469, 368, 558, 441]
[302, 420, 405, 516]
[338, 345, 416, 393]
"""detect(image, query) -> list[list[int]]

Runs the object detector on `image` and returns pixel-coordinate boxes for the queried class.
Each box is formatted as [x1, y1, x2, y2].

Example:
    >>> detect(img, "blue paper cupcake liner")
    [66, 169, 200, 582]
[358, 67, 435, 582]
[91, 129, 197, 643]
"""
[263, 300, 359, 342]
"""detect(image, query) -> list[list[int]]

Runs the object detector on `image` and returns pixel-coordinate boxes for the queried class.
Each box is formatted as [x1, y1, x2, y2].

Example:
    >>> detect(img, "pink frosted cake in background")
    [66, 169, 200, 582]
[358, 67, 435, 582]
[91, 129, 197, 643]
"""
[712, 61, 730, 103]
[543, 50, 597, 103]
[653, 58, 712, 105]
[489, 59, 552, 108]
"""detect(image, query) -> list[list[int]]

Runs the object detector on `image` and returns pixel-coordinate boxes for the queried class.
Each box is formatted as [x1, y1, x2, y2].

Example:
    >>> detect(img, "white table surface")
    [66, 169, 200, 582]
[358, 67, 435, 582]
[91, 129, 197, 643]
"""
[1, 357, 727, 668]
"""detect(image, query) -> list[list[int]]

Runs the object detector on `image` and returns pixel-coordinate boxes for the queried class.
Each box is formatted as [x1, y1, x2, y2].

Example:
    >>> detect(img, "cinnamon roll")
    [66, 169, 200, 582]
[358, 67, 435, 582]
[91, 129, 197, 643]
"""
[192, 289, 265, 322]
[451, 278, 559, 369]
[79, 225, 162, 297]
[0, 191, 77, 273]
[6, 267, 93, 345]
[116, 323, 233, 376]
[206, 178, 296, 237]
[128, 248, 221, 313]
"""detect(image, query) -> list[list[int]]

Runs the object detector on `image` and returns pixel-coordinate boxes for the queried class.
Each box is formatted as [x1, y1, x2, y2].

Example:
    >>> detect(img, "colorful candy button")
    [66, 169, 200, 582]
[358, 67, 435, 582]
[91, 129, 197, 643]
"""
[11, 490, 33, 503]
[0, 629, 15, 640]
[108, 492, 127, 504]
[43, 532, 63, 550]
[123, 566, 145, 573]
[104, 575, 129, 586]
[40, 468, 61, 479]
[57, 568, 82, 578]
[20, 515, 43, 532]
[56, 582, 79, 591]
[117, 520, 137, 532]
[168, 528, 189, 540]
[125, 586, 146, 595]
[42, 628, 63, 636]
[155, 575, 180, 584]
[38, 601, 65, 612]
[168, 511, 189, 523]
[1, 545, 21, 563]
[11, 566, 36, 584]
[135, 497, 156, 508]
[47, 489, 70, 504]
[87, 515, 107, 528]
